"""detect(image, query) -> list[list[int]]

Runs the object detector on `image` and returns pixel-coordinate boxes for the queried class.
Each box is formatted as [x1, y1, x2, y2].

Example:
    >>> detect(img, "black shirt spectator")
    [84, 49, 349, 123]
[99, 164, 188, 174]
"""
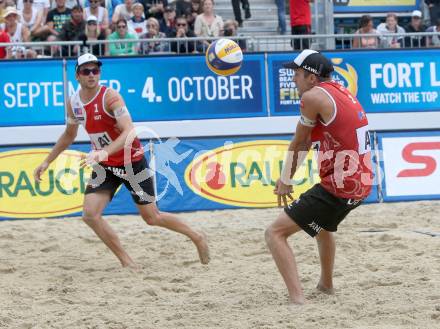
[404, 10, 427, 47]
[169, 16, 197, 53]
[58, 5, 86, 56]
[140, 0, 168, 20]
[425, 0, 440, 26]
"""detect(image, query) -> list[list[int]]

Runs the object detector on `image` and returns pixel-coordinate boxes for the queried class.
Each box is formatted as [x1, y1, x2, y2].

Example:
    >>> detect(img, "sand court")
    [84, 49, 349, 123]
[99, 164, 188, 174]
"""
[0, 201, 439, 328]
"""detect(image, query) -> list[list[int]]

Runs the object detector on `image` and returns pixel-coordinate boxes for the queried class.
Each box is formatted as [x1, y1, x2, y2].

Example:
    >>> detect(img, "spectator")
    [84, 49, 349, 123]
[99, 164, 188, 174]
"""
[16, 0, 50, 22]
[80, 15, 106, 54]
[43, 0, 72, 37]
[19, 0, 45, 40]
[141, 0, 167, 20]
[404, 10, 427, 47]
[231, 0, 250, 27]
[159, 5, 175, 36]
[353, 14, 380, 48]
[107, 17, 137, 55]
[426, 18, 440, 46]
[187, 0, 201, 30]
[0, 26, 10, 58]
[275, 0, 286, 34]
[169, 15, 197, 53]
[84, 0, 110, 33]
[175, 0, 191, 18]
[127, 2, 146, 37]
[194, 0, 223, 48]
[0, 0, 5, 25]
[223, 18, 246, 51]
[0, 7, 36, 58]
[425, 0, 440, 26]
[377, 12, 405, 48]
[138, 16, 169, 54]
[290, 0, 312, 50]
[112, 0, 135, 24]
[57, 5, 85, 56]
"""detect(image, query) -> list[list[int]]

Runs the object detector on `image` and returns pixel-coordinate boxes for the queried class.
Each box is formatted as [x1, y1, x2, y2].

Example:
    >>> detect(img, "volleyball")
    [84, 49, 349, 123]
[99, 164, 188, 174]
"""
[205, 38, 243, 76]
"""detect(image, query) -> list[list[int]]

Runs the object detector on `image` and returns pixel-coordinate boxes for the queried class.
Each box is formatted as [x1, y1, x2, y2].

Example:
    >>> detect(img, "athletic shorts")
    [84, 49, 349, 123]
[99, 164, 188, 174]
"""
[284, 184, 363, 237]
[85, 157, 155, 205]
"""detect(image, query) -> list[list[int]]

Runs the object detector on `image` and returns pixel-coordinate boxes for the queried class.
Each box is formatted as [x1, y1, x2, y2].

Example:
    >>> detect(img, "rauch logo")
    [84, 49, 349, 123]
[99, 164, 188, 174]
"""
[0, 148, 91, 219]
[184, 140, 320, 208]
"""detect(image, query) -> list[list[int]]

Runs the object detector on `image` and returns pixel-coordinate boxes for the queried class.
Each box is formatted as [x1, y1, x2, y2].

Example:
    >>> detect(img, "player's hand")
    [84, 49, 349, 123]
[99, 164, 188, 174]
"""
[34, 161, 49, 182]
[273, 178, 294, 208]
[79, 150, 108, 168]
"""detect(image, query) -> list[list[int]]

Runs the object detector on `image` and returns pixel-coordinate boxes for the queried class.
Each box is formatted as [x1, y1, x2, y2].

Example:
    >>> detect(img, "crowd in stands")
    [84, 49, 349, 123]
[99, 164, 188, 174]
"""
[0, 0, 438, 59]
[0, 0, 244, 58]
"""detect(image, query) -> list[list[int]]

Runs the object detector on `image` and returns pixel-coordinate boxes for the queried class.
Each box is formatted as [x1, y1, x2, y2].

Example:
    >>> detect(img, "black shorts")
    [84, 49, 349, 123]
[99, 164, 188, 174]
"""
[284, 184, 363, 237]
[85, 157, 155, 205]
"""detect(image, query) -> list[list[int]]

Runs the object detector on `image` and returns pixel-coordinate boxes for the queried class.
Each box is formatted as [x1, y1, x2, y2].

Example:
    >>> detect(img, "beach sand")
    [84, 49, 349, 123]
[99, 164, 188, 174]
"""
[0, 201, 439, 329]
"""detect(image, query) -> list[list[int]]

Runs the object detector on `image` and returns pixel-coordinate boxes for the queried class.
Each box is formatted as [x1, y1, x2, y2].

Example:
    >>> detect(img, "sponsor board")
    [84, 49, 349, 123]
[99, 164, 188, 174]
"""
[0, 148, 90, 218]
[379, 131, 440, 201]
[333, 0, 419, 13]
[184, 140, 320, 208]
[268, 50, 440, 116]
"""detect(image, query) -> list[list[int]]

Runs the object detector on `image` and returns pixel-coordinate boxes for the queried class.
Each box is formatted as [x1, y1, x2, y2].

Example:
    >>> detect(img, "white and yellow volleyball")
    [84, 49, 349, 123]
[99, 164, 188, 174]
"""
[206, 38, 243, 76]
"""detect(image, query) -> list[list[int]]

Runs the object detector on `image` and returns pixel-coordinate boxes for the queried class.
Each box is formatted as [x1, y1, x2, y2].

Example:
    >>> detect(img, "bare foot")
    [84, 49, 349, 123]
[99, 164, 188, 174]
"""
[194, 231, 210, 265]
[122, 261, 141, 273]
[289, 296, 305, 305]
[316, 283, 335, 295]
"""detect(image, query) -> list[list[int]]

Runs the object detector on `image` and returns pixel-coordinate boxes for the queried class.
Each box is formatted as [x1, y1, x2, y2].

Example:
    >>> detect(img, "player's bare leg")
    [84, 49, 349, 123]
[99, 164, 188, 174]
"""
[137, 203, 210, 264]
[315, 230, 336, 294]
[265, 212, 305, 305]
[82, 192, 138, 269]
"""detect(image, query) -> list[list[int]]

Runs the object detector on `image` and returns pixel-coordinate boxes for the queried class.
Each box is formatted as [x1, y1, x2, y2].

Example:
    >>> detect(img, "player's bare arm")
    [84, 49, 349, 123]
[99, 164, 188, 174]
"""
[33, 102, 79, 182]
[275, 88, 328, 206]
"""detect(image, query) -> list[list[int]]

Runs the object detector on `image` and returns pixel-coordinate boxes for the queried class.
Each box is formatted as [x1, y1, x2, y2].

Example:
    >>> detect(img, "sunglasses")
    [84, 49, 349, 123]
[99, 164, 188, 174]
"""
[176, 23, 187, 26]
[87, 21, 97, 25]
[117, 25, 126, 28]
[146, 24, 157, 28]
[23, 0, 33, 3]
[79, 68, 100, 76]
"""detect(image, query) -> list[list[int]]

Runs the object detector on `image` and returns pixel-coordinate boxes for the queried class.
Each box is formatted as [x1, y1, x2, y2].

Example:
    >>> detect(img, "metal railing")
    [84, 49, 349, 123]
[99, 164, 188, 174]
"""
[0, 32, 439, 59]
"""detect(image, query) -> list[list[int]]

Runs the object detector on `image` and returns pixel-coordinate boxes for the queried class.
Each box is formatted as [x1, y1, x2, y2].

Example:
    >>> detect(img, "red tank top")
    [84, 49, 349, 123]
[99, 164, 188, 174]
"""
[80, 86, 143, 166]
[311, 81, 373, 199]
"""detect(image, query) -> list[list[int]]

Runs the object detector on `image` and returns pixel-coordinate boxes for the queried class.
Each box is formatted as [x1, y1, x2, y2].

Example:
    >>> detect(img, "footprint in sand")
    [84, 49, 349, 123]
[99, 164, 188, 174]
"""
[0, 267, 16, 274]
[40, 245, 60, 253]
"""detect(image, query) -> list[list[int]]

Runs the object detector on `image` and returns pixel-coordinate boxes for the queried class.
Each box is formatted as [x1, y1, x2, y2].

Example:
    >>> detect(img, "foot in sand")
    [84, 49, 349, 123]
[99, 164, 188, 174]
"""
[317, 283, 335, 295]
[122, 261, 142, 273]
[194, 231, 210, 265]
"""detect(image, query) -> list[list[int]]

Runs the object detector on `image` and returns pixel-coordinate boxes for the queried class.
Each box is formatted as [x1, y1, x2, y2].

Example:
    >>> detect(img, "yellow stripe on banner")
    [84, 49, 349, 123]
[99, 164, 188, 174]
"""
[348, 0, 415, 6]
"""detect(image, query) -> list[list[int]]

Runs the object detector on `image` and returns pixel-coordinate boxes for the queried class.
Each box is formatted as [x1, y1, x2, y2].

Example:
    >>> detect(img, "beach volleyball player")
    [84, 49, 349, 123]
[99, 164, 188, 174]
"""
[265, 50, 373, 304]
[33, 54, 209, 269]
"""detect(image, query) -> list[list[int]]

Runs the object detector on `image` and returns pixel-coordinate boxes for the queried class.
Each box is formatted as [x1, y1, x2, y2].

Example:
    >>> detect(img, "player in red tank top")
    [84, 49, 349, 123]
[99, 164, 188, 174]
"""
[265, 50, 373, 304]
[34, 54, 209, 270]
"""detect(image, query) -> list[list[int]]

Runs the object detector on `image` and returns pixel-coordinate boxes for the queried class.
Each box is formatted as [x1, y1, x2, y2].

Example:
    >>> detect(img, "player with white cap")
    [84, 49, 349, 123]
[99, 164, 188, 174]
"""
[34, 54, 210, 270]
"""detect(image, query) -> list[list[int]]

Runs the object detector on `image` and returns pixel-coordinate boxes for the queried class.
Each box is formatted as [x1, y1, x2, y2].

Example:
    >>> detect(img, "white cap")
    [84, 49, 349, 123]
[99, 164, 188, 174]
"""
[75, 53, 102, 71]
[2, 7, 19, 19]
[87, 15, 98, 22]
[411, 10, 422, 18]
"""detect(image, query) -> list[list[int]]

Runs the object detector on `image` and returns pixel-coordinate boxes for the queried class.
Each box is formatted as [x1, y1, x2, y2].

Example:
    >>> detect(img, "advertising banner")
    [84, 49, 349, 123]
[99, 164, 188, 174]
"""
[268, 50, 440, 116]
[66, 54, 267, 122]
[154, 135, 378, 212]
[333, 0, 420, 13]
[0, 143, 139, 220]
[0, 59, 65, 127]
[378, 131, 440, 202]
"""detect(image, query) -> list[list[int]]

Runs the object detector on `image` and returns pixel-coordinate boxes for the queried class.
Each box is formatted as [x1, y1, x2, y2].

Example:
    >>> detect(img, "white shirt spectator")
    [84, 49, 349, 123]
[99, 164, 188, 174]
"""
[426, 25, 440, 46]
[17, 0, 50, 12]
[377, 22, 405, 48]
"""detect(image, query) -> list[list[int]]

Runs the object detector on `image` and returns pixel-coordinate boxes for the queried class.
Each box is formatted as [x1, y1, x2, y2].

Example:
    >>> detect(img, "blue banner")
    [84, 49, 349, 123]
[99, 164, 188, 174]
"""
[333, 0, 420, 13]
[66, 54, 267, 122]
[0, 59, 65, 127]
[268, 50, 440, 116]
